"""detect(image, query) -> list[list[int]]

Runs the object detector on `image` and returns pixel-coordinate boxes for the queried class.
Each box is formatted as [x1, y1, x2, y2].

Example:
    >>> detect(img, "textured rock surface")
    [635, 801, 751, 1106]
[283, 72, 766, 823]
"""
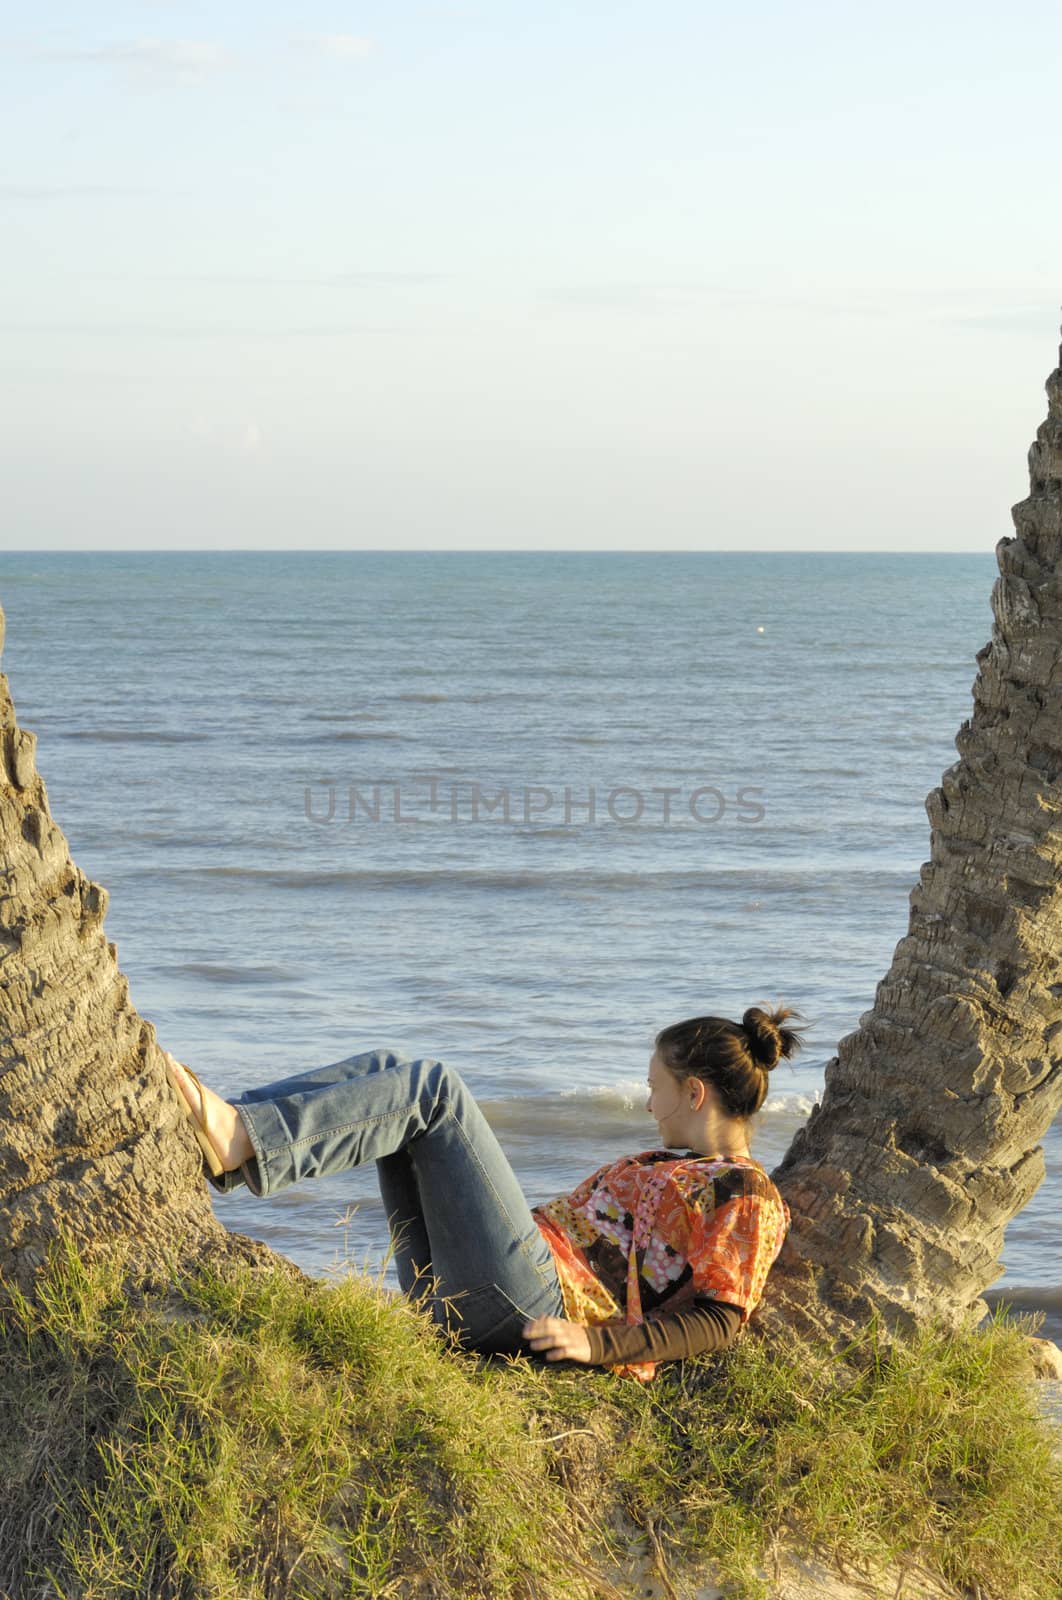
[1028, 1337, 1062, 1381]
[0, 624, 286, 1296]
[761, 336, 1062, 1343]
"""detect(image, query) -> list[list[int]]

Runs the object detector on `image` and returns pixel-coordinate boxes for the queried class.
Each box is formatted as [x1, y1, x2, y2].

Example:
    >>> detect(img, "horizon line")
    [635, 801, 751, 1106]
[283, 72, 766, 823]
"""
[1, 546, 1001, 556]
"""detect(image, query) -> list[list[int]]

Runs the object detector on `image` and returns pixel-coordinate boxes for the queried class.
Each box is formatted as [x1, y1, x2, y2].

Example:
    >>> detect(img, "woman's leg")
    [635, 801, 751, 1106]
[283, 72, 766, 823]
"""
[372, 1147, 433, 1300]
[208, 1047, 562, 1354]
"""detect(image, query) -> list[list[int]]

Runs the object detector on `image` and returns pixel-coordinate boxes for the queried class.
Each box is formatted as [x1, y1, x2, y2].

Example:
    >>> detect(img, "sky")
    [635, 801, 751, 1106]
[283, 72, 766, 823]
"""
[2, 1, 1061, 551]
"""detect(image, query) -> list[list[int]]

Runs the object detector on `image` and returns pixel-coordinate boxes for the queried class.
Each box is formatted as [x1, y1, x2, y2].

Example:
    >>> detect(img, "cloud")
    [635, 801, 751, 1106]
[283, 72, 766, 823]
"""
[35, 38, 232, 82]
[543, 284, 677, 312]
[0, 321, 387, 338]
[290, 34, 373, 61]
[189, 417, 263, 457]
[78, 269, 446, 288]
[330, 270, 436, 286]
[539, 281, 1059, 329]
[0, 183, 151, 199]
[938, 305, 1062, 336]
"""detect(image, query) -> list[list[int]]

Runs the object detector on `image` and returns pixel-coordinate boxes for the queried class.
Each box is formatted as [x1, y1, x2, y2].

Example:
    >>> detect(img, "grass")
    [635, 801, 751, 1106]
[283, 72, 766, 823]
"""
[0, 1235, 1059, 1600]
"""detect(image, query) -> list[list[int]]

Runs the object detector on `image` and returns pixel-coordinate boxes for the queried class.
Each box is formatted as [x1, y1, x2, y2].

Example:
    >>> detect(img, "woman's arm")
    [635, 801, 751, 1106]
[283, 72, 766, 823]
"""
[523, 1299, 742, 1366]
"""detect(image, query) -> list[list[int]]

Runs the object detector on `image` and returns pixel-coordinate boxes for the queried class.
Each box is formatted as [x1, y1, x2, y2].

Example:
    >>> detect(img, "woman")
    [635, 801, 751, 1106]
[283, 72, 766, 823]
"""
[165, 1003, 802, 1380]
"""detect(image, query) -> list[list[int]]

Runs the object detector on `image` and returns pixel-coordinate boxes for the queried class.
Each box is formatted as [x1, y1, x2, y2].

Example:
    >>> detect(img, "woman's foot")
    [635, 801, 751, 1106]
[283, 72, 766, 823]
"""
[163, 1050, 255, 1174]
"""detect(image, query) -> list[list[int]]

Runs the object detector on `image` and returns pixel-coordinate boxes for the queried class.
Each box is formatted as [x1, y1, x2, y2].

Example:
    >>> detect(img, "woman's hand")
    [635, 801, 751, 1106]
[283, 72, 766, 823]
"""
[522, 1315, 593, 1363]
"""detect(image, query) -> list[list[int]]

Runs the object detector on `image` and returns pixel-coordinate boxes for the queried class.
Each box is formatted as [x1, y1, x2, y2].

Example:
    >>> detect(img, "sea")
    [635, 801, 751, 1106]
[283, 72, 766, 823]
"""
[1, 551, 1059, 1344]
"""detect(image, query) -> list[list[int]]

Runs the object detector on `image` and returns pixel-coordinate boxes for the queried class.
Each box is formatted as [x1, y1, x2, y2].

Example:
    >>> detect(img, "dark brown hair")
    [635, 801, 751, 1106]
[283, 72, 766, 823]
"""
[654, 1004, 805, 1120]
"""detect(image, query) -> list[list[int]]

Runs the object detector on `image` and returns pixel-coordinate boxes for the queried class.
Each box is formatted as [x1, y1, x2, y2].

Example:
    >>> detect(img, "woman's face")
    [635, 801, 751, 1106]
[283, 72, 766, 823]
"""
[645, 1050, 691, 1147]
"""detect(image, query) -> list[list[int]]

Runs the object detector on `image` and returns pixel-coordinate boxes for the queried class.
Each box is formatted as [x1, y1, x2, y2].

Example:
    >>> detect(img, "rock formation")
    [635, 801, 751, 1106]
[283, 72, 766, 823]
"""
[763, 334, 1062, 1342]
[0, 603, 279, 1294]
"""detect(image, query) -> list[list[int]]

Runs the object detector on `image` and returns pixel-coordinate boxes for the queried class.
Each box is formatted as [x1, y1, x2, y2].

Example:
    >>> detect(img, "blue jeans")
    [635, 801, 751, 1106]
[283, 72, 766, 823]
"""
[208, 1047, 564, 1356]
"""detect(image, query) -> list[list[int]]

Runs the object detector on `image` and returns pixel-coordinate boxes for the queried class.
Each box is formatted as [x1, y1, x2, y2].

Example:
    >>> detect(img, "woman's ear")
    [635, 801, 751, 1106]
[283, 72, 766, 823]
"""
[687, 1077, 707, 1111]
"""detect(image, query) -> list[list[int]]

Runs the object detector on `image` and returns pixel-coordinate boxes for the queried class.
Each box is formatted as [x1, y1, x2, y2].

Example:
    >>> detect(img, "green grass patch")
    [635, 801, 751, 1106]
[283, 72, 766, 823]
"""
[0, 1236, 1059, 1599]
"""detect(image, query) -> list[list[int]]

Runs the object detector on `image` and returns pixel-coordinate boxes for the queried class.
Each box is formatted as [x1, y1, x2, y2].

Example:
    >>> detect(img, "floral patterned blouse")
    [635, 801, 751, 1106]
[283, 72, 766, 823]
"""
[533, 1149, 789, 1380]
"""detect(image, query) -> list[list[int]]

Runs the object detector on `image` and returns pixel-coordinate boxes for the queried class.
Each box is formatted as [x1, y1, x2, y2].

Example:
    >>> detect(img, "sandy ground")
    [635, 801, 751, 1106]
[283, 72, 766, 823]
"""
[603, 1380, 1062, 1600]
[608, 1541, 964, 1600]
[1036, 1377, 1062, 1437]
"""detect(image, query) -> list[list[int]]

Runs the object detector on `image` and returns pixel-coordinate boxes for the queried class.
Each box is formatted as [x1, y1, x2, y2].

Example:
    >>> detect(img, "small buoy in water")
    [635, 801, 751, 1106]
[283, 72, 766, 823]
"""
[756, 625, 765, 634]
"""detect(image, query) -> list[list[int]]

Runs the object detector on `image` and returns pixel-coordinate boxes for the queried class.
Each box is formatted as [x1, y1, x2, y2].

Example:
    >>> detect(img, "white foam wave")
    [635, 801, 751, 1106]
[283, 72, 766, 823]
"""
[556, 1083, 821, 1121]
[559, 1078, 647, 1110]
[760, 1092, 821, 1117]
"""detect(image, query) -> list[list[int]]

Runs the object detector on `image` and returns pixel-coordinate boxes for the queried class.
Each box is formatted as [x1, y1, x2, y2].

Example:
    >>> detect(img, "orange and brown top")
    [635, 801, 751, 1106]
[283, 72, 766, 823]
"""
[534, 1150, 789, 1380]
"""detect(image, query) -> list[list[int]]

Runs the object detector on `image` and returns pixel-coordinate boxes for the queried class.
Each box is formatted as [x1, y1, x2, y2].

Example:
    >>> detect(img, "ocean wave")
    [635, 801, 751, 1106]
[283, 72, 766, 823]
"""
[59, 729, 209, 744]
[299, 730, 406, 743]
[463, 692, 536, 703]
[560, 1083, 821, 1119]
[983, 1285, 1062, 1316]
[138, 865, 915, 894]
[481, 1091, 646, 1139]
[488, 1081, 821, 1136]
[983, 1285, 1062, 1344]
[169, 961, 307, 986]
[308, 712, 384, 722]
[761, 1092, 822, 1117]
[560, 1080, 646, 1112]
[552, 735, 615, 744]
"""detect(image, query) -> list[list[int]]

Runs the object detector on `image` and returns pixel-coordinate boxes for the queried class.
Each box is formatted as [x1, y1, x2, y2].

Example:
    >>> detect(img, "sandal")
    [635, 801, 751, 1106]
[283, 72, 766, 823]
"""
[163, 1051, 226, 1178]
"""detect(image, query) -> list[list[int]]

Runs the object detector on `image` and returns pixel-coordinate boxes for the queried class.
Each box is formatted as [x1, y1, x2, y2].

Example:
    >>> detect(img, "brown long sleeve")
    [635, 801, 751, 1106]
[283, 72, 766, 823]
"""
[583, 1299, 743, 1367]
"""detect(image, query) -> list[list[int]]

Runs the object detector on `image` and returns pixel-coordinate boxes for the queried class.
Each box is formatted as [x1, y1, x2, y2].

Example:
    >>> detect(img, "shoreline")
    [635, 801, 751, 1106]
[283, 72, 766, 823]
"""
[983, 1286, 1062, 1347]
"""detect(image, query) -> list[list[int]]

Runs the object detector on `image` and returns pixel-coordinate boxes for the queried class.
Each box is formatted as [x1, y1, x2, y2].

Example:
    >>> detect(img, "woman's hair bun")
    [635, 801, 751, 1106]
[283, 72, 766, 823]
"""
[742, 1005, 805, 1071]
